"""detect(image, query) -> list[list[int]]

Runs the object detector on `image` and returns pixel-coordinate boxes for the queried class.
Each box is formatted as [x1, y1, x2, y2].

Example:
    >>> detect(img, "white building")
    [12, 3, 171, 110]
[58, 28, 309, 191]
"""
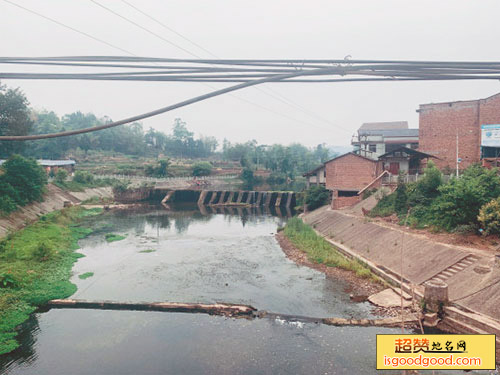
[351, 121, 419, 160]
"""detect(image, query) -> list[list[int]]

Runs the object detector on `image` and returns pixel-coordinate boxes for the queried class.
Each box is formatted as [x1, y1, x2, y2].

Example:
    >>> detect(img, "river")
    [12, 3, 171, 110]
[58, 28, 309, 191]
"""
[0, 205, 481, 374]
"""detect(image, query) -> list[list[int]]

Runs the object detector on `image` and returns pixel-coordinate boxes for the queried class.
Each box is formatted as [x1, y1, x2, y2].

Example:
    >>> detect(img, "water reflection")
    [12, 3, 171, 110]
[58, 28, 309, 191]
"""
[0, 204, 394, 375]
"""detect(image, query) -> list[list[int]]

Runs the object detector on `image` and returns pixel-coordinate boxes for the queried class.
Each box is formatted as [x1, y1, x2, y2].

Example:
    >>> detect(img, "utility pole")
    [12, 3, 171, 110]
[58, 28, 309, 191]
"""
[456, 131, 459, 178]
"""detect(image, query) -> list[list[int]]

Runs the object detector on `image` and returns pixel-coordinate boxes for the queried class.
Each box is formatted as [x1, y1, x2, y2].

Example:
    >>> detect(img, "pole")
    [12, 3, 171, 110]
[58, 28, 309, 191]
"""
[456, 132, 459, 178]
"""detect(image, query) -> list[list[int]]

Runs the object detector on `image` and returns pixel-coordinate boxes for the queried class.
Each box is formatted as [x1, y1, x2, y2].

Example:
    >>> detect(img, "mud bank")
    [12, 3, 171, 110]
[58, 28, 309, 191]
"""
[276, 232, 383, 299]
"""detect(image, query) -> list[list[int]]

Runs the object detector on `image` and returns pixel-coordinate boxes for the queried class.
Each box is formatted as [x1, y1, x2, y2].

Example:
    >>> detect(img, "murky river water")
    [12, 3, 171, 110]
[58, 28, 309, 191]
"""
[0, 205, 487, 374]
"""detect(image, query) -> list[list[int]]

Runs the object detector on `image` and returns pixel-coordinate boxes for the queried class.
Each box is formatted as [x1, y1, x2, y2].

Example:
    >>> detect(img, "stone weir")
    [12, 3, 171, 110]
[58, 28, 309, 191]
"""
[152, 189, 296, 208]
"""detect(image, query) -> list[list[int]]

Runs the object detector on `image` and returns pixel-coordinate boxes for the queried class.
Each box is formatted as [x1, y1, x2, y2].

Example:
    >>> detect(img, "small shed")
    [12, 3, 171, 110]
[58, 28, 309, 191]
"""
[378, 147, 435, 175]
[303, 164, 326, 188]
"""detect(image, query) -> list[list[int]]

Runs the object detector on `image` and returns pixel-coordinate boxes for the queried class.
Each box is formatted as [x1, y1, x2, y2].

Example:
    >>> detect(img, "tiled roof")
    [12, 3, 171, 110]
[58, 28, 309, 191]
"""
[358, 129, 419, 137]
[359, 121, 408, 131]
[0, 159, 76, 166]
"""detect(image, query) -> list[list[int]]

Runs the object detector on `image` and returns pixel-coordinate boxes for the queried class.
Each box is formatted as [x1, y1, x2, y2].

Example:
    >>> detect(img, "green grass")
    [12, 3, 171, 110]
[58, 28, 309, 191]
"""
[0, 206, 101, 355]
[105, 233, 126, 242]
[283, 217, 380, 282]
[138, 249, 156, 253]
[78, 272, 94, 279]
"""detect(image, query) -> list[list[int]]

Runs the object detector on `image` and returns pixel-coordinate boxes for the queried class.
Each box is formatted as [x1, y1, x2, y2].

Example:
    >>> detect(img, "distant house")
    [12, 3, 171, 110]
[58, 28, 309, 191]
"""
[303, 165, 326, 188]
[378, 146, 436, 175]
[351, 121, 419, 160]
[0, 159, 76, 175]
[324, 153, 382, 209]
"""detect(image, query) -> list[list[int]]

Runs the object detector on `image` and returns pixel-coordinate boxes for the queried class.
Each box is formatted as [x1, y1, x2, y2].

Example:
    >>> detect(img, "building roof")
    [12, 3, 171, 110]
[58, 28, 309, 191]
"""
[0, 159, 76, 166]
[358, 128, 419, 137]
[359, 121, 408, 131]
[324, 152, 379, 165]
[303, 164, 325, 177]
[378, 146, 436, 160]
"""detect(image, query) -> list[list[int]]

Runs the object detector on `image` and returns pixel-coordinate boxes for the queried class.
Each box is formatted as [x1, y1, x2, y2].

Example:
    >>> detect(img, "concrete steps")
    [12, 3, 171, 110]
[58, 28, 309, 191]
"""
[426, 254, 479, 283]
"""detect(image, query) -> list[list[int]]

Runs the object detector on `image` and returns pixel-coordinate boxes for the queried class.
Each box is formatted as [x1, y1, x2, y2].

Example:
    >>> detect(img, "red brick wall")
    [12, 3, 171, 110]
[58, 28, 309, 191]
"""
[331, 195, 361, 209]
[325, 153, 381, 191]
[418, 93, 500, 170]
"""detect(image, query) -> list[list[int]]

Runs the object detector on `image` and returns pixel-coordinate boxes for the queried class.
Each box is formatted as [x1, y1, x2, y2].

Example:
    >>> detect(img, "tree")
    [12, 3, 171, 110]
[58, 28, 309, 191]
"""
[305, 185, 330, 210]
[0, 85, 34, 157]
[192, 161, 212, 176]
[146, 159, 170, 177]
[1, 155, 47, 205]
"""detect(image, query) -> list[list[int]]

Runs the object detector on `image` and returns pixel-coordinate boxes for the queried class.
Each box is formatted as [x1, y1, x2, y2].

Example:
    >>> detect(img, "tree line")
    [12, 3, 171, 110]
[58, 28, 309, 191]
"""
[0, 84, 334, 178]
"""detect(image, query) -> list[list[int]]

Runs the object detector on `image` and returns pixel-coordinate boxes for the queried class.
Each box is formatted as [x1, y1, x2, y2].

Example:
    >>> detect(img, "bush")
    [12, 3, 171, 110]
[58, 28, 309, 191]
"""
[31, 242, 54, 261]
[478, 197, 500, 235]
[0, 272, 19, 289]
[267, 172, 287, 186]
[192, 161, 212, 176]
[305, 185, 330, 210]
[429, 166, 500, 230]
[145, 159, 170, 177]
[394, 173, 408, 216]
[54, 169, 68, 184]
[370, 193, 396, 217]
[73, 171, 95, 185]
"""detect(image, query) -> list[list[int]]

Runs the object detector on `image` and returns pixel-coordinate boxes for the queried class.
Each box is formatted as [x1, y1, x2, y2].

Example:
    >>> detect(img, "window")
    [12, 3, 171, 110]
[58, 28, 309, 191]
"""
[338, 190, 359, 197]
[369, 144, 377, 153]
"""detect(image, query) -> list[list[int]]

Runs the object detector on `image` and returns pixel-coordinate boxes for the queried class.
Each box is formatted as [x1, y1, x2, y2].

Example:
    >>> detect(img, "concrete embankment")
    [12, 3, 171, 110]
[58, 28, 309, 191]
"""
[0, 184, 113, 238]
[303, 205, 500, 353]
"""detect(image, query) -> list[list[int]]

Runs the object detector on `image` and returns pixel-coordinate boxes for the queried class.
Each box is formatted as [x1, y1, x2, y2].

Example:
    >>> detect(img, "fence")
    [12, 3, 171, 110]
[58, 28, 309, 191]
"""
[93, 173, 238, 184]
[382, 174, 453, 185]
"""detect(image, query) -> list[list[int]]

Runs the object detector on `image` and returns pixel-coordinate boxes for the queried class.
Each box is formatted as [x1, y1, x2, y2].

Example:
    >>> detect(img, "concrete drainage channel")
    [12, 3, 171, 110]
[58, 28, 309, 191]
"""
[47, 299, 419, 328]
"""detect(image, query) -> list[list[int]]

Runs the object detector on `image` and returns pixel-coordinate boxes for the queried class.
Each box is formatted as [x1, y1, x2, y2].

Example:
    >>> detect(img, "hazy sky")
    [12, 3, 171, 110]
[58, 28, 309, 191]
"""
[1, 0, 500, 147]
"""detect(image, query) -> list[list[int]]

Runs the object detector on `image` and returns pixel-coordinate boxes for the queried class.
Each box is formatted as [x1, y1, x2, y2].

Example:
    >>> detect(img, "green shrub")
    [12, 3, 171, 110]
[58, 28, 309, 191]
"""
[31, 242, 54, 261]
[0, 272, 19, 289]
[370, 193, 396, 217]
[1, 155, 47, 206]
[54, 169, 68, 184]
[73, 171, 95, 185]
[192, 161, 212, 176]
[145, 159, 170, 177]
[478, 197, 500, 235]
[305, 185, 330, 210]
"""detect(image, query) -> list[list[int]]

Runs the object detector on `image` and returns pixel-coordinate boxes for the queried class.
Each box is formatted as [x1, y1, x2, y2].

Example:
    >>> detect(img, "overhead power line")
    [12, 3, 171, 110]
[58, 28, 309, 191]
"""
[1, 0, 134, 56]
[88, 0, 349, 133]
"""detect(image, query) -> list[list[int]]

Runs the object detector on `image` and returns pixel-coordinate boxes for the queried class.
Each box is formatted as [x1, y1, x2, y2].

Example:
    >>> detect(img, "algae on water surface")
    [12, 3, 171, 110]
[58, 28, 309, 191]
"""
[0, 207, 102, 355]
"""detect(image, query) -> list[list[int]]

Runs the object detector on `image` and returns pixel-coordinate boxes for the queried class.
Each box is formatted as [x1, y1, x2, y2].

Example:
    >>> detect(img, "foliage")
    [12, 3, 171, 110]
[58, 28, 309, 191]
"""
[145, 159, 170, 177]
[31, 242, 54, 261]
[2, 154, 47, 206]
[362, 188, 377, 200]
[429, 165, 500, 230]
[304, 185, 330, 210]
[0, 85, 34, 157]
[0, 272, 19, 289]
[105, 233, 126, 242]
[283, 218, 379, 281]
[192, 161, 212, 176]
[394, 173, 408, 215]
[54, 169, 68, 184]
[369, 193, 396, 217]
[0, 207, 98, 354]
[78, 272, 94, 279]
[478, 197, 500, 235]
[371, 162, 500, 232]
[139, 249, 156, 253]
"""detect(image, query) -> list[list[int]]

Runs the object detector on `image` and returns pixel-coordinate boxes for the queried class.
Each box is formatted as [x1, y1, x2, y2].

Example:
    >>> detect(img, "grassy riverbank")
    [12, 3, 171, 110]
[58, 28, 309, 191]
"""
[0, 207, 102, 355]
[283, 217, 379, 282]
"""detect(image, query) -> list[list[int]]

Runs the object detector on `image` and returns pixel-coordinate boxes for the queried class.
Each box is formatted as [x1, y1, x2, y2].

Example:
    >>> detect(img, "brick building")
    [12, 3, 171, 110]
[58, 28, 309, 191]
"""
[418, 92, 500, 170]
[325, 153, 382, 209]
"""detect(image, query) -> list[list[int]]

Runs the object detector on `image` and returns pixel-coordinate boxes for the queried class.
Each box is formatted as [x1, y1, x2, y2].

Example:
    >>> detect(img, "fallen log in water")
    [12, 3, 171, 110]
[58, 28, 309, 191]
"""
[322, 314, 419, 328]
[47, 299, 257, 317]
[47, 299, 420, 328]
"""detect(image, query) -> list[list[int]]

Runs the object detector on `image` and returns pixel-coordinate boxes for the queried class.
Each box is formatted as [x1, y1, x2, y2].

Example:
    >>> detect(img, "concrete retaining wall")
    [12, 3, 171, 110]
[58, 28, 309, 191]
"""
[0, 184, 113, 238]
